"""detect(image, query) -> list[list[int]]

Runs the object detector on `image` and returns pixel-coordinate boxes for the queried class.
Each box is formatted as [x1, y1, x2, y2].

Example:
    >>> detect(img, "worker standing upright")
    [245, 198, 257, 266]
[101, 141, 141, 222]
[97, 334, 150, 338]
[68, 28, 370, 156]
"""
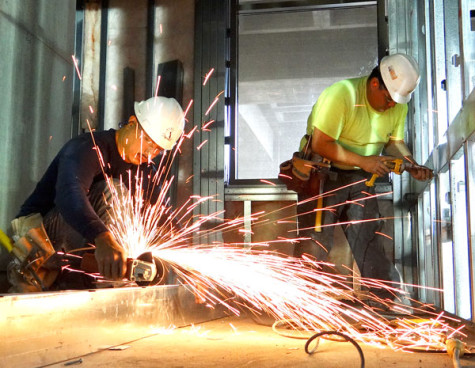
[6, 96, 185, 292]
[294, 54, 433, 299]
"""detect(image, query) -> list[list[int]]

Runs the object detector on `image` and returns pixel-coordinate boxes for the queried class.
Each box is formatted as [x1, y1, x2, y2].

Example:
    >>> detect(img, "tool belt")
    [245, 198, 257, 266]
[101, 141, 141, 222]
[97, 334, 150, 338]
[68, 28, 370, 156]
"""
[278, 134, 331, 195]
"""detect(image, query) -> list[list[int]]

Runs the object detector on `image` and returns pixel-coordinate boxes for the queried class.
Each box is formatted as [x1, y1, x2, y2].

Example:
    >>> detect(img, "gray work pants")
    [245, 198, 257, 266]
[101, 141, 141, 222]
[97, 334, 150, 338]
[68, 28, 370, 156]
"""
[294, 169, 401, 287]
[43, 180, 126, 252]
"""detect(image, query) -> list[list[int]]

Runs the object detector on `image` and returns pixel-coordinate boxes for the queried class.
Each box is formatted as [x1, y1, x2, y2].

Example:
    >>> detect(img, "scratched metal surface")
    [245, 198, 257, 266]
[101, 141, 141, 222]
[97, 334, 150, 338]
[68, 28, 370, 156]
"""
[0, 285, 226, 368]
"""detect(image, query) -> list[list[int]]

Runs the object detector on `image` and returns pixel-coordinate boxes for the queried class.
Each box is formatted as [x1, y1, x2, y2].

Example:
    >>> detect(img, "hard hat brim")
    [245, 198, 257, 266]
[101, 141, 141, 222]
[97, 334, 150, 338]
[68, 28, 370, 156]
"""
[390, 91, 412, 104]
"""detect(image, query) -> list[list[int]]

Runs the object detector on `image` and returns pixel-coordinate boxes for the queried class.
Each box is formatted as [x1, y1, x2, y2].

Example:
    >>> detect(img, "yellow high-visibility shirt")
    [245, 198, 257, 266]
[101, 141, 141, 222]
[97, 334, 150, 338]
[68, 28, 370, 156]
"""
[300, 76, 408, 169]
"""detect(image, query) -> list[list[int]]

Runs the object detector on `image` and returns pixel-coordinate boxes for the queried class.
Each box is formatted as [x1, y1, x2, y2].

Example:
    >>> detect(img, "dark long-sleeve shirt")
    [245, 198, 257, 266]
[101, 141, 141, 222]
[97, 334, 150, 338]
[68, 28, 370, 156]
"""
[18, 129, 161, 242]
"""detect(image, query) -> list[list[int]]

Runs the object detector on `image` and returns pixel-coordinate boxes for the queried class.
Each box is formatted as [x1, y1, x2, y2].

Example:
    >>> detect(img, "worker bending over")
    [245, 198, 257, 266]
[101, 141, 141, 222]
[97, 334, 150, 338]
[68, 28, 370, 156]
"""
[8, 96, 184, 292]
[294, 54, 432, 296]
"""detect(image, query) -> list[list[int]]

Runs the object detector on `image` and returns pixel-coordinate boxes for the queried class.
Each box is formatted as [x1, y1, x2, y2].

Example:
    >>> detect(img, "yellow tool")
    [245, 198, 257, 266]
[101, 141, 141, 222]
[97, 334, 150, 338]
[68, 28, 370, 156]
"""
[314, 159, 332, 232]
[365, 159, 404, 187]
[0, 228, 13, 253]
[314, 196, 324, 232]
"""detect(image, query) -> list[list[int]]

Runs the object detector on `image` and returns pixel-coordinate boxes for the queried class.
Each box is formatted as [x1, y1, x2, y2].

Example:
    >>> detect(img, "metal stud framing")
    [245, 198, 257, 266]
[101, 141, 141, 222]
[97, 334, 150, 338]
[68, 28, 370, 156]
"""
[193, 0, 228, 244]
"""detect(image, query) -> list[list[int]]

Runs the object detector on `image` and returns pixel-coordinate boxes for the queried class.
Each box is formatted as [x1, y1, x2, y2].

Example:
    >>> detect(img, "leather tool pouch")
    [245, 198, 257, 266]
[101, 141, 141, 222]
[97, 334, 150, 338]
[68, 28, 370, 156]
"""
[278, 134, 331, 195]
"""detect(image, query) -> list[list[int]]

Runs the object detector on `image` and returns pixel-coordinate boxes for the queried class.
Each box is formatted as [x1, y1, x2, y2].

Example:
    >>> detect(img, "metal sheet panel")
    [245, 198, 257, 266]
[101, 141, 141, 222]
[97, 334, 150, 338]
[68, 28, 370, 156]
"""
[0, 285, 226, 368]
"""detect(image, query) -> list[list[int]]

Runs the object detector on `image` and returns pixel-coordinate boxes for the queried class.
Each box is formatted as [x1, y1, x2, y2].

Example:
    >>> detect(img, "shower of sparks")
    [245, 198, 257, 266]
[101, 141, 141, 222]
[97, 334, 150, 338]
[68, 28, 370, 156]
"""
[71, 55, 82, 80]
[86, 94, 466, 354]
[99, 155, 465, 352]
[153, 247, 465, 350]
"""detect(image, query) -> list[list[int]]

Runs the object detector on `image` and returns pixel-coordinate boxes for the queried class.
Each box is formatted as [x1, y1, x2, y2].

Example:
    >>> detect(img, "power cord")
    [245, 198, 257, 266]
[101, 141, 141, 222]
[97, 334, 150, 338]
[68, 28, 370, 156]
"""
[305, 331, 365, 368]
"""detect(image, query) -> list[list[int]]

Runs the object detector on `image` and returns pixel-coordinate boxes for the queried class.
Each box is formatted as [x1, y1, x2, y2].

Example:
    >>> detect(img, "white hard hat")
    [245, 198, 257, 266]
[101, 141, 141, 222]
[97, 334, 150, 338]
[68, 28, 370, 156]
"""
[380, 53, 420, 104]
[134, 96, 185, 150]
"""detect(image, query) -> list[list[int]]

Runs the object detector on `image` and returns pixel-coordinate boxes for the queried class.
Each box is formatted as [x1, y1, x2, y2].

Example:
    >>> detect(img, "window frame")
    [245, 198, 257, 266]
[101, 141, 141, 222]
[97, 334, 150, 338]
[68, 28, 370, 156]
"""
[226, 0, 379, 188]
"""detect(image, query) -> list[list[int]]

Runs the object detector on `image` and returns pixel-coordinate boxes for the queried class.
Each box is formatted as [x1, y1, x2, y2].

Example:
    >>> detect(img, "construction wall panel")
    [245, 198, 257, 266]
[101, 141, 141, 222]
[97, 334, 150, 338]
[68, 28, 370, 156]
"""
[0, 0, 76, 268]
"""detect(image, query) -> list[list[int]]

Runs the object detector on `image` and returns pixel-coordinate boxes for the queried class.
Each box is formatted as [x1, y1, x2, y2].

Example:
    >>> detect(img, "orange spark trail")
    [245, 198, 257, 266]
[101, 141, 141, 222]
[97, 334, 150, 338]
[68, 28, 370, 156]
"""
[72, 55, 82, 80]
[184, 99, 194, 119]
[152, 246, 464, 350]
[295, 216, 400, 233]
[202, 120, 215, 130]
[260, 179, 276, 186]
[197, 140, 208, 150]
[98, 156, 465, 352]
[204, 91, 224, 116]
[205, 97, 219, 116]
[203, 68, 215, 86]
[375, 231, 393, 240]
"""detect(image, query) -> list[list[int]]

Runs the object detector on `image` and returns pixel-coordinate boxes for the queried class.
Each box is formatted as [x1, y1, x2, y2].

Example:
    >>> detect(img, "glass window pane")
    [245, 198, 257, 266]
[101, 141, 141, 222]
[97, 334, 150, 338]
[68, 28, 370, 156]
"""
[237, 6, 377, 179]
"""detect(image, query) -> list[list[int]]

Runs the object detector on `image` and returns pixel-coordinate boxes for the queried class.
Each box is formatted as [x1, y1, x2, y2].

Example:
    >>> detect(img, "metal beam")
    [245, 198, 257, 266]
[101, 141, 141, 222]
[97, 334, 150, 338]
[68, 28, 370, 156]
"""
[239, 0, 376, 14]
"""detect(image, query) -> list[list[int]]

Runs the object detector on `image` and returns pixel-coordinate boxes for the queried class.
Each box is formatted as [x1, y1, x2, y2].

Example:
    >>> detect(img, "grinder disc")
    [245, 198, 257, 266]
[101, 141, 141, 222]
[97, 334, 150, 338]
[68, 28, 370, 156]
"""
[136, 252, 168, 286]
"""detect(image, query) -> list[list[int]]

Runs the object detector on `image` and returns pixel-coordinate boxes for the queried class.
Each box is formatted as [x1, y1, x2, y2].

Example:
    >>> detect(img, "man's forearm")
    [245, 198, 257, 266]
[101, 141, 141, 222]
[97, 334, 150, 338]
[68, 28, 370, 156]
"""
[311, 131, 399, 176]
[312, 139, 365, 167]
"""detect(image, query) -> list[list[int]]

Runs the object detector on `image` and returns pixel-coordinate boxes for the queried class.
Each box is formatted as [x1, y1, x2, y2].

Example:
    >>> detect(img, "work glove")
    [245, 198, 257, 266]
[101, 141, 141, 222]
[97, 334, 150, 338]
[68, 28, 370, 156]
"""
[7, 214, 58, 291]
